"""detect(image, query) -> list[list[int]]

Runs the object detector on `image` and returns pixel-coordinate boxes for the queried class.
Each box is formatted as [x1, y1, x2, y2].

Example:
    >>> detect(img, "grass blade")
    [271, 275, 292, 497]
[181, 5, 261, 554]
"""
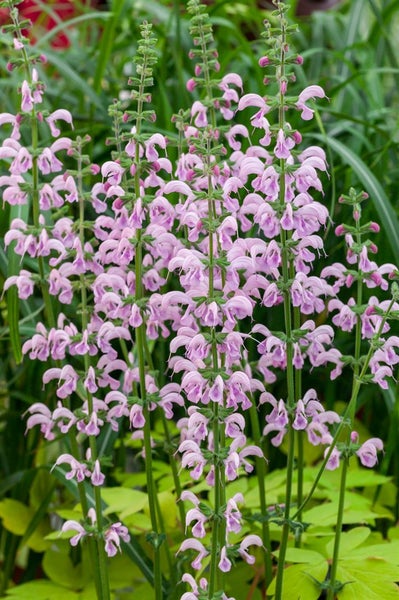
[313, 133, 399, 264]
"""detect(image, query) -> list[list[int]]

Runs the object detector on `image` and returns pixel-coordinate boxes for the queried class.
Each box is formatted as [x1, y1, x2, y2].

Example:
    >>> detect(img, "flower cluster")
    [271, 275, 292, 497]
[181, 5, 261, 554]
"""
[2, 2, 396, 599]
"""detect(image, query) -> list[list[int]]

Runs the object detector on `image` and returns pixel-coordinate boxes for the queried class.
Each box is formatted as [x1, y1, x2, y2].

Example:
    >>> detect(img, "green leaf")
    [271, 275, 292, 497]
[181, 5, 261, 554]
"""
[0, 498, 50, 552]
[267, 561, 328, 600]
[275, 547, 325, 564]
[5, 580, 80, 600]
[101, 487, 148, 517]
[345, 539, 399, 564]
[303, 493, 391, 528]
[325, 527, 371, 557]
[336, 560, 399, 599]
[43, 545, 89, 590]
[155, 490, 178, 532]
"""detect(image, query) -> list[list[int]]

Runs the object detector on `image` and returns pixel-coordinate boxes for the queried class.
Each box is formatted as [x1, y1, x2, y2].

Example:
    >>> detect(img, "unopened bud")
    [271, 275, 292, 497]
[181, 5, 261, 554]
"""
[295, 55, 304, 65]
[335, 224, 346, 236]
[259, 56, 270, 67]
[369, 222, 380, 233]
[186, 78, 196, 92]
[292, 131, 302, 144]
[91, 164, 100, 175]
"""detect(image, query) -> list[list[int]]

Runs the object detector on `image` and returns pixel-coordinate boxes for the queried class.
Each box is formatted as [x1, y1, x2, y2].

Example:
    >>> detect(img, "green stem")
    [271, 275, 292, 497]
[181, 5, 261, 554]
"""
[207, 181, 224, 599]
[133, 70, 163, 598]
[143, 338, 187, 530]
[327, 239, 363, 599]
[294, 296, 396, 522]
[249, 400, 273, 588]
[326, 458, 348, 600]
[76, 147, 110, 600]
[274, 17, 298, 597]
[274, 424, 295, 600]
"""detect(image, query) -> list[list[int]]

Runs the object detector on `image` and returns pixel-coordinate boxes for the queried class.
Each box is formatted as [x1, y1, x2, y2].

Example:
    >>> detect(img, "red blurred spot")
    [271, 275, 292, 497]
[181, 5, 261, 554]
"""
[0, 1, 100, 49]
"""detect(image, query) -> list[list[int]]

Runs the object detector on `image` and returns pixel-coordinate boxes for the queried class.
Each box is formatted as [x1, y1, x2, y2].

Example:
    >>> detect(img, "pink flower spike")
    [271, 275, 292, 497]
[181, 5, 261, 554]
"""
[296, 85, 326, 120]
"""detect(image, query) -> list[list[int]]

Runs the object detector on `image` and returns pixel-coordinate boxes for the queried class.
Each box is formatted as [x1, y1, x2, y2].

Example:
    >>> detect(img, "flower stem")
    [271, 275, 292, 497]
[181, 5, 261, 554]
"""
[76, 145, 110, 600]
[249, 400, 273, 587]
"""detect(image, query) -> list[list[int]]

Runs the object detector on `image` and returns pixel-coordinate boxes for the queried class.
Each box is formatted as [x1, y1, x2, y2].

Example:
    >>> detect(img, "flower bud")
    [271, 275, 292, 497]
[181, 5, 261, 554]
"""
[259, 56, 270, 67]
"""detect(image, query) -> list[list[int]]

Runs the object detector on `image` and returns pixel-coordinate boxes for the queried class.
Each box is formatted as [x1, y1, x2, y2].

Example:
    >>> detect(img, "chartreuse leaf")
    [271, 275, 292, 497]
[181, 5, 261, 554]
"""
[152, 490, 178, 532]
[325, 527, 371, 557]
[303, 494, 391, 528]
[29, 469, 54, 510]
[101, 487, 148, 517]
[244, 468, 288, 508]
[336, 560, 399, 599]
[224, 561, 263, 600]
[0, 498, 50, 552]
[42, 543, 91, 590]
[304, 465, 391, 491]
[277, 547, 326, 564]
[267, 561, 328, 600]
[344, 539, 399, 563]
[108, 554, 143, 589]
[5, 580, 80, 600]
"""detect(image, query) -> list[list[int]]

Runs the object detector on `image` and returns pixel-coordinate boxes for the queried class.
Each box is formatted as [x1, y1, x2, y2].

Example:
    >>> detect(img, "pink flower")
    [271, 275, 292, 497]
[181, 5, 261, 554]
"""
[218, 546, 232, 572]
[274, 129, 295, 159]
[295, 85, 326, 120]
[191, 101, 208, 127]
[53, 453, 91, 483]
[104, 523, 130, 557]
[61, 520, 87, 547]
[4, 270, 35, 299]
[179, 440, 207, 480]
[356, 438, 383, 467]
[46, 109, 74, 137]
[186, 507, 207, 538]
[42, 365, 79, 399]
[25, 403, 55, 440]
[238, 535, 262, 565]
[178, 538, 209, 570]
[324, 447, 341, 470]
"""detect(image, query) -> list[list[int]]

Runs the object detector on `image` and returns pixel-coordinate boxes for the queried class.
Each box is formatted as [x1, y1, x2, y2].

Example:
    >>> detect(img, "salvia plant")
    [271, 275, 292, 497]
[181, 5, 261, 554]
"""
[1, 1, 399, 599]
